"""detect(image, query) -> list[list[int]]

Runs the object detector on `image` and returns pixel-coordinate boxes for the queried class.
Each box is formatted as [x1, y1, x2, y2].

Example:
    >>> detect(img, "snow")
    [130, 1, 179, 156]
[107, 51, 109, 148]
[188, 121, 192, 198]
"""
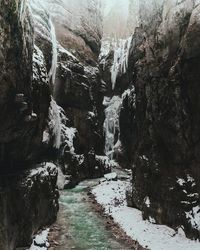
[185, 206, 200, 231]
[144, 196, 151, 208]
[177, 175, 196, 187]
[176, 175, 200, 232]
[104, 172, 117, 181]
[29, 229, 50, 250]
[28, 162, 57, 178]
[177, 178, 186, 186]
[92, 179, 200, 250]
[95, 155, 113, 172]
[58, 44, 78, 61]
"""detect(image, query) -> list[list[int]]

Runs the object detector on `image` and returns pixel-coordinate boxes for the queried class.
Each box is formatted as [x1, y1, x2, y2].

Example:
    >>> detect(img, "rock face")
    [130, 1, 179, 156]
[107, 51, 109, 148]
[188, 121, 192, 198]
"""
[0, 1, 59, 249]
[29, 0, 108, 183]
[0, 163, 58, 250]
[118, 0, 200, 239]
[0, 0, 34, 169]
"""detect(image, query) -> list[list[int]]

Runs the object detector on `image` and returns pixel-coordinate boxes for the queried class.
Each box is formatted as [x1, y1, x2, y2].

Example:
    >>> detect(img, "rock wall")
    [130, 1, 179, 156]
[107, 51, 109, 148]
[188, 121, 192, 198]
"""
[0, 0, 34, 169]
[29, 0, 107, 183]
[0, 1, 59, 249]
[119, 0, 200, 239]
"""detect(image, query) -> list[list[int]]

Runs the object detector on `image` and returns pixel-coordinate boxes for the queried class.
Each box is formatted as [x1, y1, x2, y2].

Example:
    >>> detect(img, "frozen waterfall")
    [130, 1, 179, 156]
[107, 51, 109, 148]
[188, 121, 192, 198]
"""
[103, 96, 122, 160]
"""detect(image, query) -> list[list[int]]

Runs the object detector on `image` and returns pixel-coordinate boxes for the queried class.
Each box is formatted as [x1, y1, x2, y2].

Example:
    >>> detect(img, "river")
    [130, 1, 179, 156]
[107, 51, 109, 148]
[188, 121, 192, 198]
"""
[49, 178, 132, 250]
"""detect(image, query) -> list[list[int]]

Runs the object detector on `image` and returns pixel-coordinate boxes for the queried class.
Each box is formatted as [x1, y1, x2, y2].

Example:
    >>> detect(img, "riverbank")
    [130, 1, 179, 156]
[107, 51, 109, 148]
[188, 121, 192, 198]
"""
[91, 176, 200, 250]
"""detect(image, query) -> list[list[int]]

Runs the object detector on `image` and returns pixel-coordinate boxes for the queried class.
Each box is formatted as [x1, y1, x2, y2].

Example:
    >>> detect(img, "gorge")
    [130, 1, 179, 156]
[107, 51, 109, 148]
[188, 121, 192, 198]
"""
[0, 0, 200, 249]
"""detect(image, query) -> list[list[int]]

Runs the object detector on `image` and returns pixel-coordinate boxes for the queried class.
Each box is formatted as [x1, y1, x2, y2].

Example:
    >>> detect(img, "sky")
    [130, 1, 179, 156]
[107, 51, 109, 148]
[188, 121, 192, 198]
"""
[101, 0, 129, 16]
[101, 0, 130, 38]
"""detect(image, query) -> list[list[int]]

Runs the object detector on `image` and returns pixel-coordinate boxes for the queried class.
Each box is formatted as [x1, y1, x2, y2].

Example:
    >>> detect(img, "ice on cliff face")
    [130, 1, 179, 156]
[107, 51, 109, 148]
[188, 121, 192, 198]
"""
[43, 99, 76, 151]
[29, 0, 58, 87]
[29, 0, 102, 42]
[100, 36, 132, 90]
[103, 96, 122, 160]
[110, 36, 132, 90]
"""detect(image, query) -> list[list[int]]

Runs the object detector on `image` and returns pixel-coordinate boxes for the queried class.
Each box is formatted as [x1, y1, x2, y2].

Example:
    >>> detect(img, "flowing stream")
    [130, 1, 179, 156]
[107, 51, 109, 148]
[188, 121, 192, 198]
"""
[50, 179, 131, 250]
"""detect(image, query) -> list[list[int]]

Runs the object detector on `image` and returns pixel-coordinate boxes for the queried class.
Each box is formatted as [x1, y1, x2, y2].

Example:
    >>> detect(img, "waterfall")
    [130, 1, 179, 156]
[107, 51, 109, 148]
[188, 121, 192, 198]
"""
[48, 18, 58, 86]
[103, 96, 122, 160]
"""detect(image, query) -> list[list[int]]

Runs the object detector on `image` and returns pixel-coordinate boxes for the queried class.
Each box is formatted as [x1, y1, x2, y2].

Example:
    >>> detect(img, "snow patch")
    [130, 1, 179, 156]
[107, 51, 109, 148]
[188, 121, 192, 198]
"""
[185, 206, 200, 231]
[104, 172, 118, 181]
[29, 229, 49, 250]
[145, 196, 151, 208]
[92, 179, 200, 250]
[28, 162, 57, 178]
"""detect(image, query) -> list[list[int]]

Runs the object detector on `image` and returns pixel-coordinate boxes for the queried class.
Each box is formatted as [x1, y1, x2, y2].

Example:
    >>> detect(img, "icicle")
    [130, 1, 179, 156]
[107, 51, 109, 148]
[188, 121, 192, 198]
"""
[48, 18, 58, 86]
[44, 98, 77, 151]
[110, 35, 132, 90]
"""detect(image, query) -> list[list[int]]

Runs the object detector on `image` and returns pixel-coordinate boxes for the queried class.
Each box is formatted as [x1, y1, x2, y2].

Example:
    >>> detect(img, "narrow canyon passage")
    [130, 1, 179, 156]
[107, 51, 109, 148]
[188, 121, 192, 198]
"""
[1, 1, 200, 250]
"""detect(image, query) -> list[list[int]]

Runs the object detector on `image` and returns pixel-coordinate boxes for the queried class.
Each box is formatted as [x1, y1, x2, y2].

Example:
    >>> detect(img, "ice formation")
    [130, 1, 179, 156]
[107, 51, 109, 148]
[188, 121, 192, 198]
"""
[29, 0, 58, 86]
[19, 0, 27, 24]
[43, 98, 76, 151]
[103, 96, 122, 159]
[48, 18, 58, 86]
[110, 36, 132, 90]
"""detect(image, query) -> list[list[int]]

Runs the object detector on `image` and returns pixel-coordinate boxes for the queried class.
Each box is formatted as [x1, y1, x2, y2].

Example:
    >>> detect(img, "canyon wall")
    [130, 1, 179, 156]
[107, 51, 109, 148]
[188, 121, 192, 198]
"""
[0, 0, 106, 248]
[100, 0, 200, 240]
[29, 0, 110, 184]
[118, 0, 200, 239]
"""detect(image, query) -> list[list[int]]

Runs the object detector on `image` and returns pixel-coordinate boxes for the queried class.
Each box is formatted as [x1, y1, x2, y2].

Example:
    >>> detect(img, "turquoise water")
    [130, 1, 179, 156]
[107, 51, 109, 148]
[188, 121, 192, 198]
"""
[59, 181, 130, 250]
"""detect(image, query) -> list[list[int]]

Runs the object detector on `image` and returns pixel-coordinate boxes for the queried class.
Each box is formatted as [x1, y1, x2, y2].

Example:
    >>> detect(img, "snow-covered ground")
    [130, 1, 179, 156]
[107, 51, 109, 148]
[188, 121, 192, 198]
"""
[92, 178, 200, 250]
[28, 229, 49, 250]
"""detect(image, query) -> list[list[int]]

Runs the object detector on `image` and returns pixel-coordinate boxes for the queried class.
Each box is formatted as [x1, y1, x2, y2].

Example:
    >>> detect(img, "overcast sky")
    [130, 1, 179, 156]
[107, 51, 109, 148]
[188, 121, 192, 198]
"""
[101, 0, 129, 16]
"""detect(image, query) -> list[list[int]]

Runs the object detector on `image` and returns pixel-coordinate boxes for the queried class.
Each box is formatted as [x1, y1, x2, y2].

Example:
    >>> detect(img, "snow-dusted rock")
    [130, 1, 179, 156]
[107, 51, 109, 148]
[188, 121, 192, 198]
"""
[0, 163, 58, 249]
[104, 172, 118, 181]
